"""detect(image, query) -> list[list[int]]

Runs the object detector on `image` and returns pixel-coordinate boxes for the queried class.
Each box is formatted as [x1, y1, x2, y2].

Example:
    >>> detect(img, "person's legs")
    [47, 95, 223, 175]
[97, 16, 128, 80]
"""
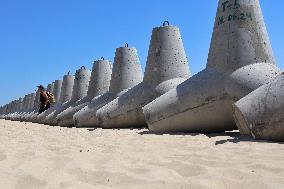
[45, 102, 51, 110]
[39, 106, 45, 114]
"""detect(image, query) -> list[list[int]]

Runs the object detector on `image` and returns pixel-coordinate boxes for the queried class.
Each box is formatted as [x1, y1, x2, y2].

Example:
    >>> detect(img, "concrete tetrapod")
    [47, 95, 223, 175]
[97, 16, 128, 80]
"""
[96, 22, 190, 128]
[44, 67, 91, 125]
[57, 58, 113, 127]
[73, 44, 143, 128]
[143, 0, 282, 133]
[25, 89, 43, 122]
[5, 99, 19, 120]
[12, 95, 29, 121]
[36, 73, 74, 123]
[13, 93, 35, 121]
[8, 97, 23, 121]
[233, 73, 284, 142]
[19, 93, 36, 121]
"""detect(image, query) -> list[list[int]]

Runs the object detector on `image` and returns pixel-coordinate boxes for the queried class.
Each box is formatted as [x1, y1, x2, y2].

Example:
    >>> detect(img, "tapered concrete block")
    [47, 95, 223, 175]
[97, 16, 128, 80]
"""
[57, 58, 113, 127]
[6, 99, 18, 120]
[27, 93, 36, 111]
[15, 96, 28, 120]
[143, 0, 282, 133]
[13, 93, 36, 121]
[25, 90, 41, 122]
[96, 22, 190, 128]
[44, 67, 91, 125]
[59, 72, 75, 103]
[233, 73, 284, 142]
[74, 45, 143, 128]
[53, 80, 63, 103]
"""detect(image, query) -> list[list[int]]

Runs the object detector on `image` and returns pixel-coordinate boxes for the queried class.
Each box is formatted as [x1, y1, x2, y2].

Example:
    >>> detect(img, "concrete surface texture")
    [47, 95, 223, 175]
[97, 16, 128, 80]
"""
[142, 0, 282, 133]
[43, 67, 91, 125]
[96, 21, 190, 128]
[25, 91, 40, 122]
[8, 95, 26, 120]
[9, 98, 22, 119]
[233, 73, 284, 142]
[57, 58, 113, 127]
[59, 73, 75, 103]
[73, 45, 143, 128]
[53, 80, 63, 103]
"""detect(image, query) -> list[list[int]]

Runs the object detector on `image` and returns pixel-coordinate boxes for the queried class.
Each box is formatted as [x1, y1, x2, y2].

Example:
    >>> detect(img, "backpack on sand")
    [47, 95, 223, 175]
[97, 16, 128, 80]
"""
[46, 92, 56, 103]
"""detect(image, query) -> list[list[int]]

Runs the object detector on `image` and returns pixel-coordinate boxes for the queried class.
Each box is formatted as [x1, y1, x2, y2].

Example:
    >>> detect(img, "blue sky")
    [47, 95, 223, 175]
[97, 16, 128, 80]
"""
[0, 0, 283, 106]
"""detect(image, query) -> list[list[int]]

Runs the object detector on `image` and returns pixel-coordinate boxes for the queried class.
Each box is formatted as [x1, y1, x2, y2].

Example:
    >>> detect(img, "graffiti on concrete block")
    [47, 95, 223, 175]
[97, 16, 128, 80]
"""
[217, 0, 253, 26]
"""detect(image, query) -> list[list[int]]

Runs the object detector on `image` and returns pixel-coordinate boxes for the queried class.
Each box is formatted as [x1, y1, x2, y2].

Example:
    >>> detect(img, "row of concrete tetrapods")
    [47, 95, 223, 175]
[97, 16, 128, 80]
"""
[1, 0, 283, 142]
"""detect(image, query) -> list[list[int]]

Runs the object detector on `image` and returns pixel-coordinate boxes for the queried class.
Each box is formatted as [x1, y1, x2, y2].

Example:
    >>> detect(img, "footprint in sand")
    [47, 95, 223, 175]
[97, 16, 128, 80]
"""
[166, 161, 207, 177]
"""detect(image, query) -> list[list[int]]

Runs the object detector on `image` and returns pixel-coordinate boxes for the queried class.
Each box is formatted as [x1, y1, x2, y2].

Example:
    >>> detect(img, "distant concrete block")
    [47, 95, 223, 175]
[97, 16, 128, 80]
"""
[44, 66, 91, 125]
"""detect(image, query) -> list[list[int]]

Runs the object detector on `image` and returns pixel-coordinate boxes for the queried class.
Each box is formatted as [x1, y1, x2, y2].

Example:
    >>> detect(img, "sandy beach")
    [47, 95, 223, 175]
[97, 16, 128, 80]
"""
[0, 119, 283, 189]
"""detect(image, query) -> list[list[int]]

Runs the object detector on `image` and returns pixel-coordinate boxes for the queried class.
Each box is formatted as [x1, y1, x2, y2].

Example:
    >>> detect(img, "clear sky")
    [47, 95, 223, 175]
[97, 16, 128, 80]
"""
[0, 0, 283, 106]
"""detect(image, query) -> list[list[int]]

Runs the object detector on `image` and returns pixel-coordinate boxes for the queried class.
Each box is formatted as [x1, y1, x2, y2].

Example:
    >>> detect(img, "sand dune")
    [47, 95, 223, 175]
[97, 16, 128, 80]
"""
[0, 119, 284, 189]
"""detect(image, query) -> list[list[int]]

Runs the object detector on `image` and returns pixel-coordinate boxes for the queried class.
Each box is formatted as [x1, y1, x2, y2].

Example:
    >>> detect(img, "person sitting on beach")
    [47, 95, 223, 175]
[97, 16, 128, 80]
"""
[37, 85, 51, 113]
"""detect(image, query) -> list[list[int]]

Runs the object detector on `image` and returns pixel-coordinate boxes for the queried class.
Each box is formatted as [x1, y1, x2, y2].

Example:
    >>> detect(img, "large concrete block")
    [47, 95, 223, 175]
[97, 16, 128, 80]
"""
[44, 67, 91, 125]
[233, 73, 284, 142]
[57, 58, 113, 127]
[96, 21, 190, 128]
[59, 72, 75, 103]
[12, 93, 35, 121]
[143, 0, 282, 133]
[73, 44, 143, 128]
[53, 80, 63, 103]
[11, 95, 28, 120]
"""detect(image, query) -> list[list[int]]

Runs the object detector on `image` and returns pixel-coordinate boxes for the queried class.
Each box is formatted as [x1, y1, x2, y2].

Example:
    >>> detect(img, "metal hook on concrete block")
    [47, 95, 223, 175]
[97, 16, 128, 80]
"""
[163, 21, 170, 26]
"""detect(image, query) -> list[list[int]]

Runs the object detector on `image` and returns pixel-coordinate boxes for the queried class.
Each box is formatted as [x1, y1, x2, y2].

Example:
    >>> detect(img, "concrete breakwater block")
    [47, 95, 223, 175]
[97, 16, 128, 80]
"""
[73, 44, 143, 128]
[143, 0, 282, 133]
[57, 58, 112, 127]
[96, 21, 190, 128]
[233, 73, 284, 142]
[43, 66, 91, 125]
[22, 91, 40, 122]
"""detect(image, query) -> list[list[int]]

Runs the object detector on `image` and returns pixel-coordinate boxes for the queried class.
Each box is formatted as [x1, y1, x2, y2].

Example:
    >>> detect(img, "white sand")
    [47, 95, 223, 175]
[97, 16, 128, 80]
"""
[0, 119, 284, 189]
